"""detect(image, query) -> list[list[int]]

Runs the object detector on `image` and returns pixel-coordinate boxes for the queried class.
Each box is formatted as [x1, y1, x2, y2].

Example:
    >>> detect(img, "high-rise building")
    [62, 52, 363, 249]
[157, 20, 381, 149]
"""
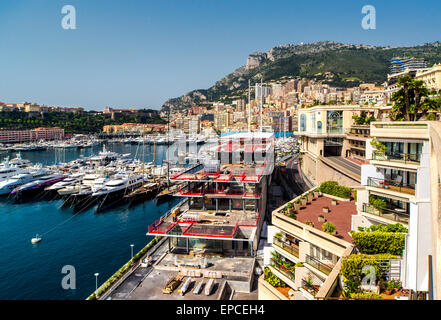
[390, 57, 427, 74]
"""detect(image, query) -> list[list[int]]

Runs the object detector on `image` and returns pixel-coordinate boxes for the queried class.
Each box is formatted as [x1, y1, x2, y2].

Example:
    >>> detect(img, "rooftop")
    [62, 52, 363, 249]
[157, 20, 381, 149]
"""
[276, 194, 357, 244]
[147, 200, 259, 240]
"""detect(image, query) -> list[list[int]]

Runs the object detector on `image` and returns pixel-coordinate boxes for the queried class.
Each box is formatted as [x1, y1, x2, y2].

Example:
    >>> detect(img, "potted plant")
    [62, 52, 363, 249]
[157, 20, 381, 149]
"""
[301, 196, 307, 207]
[318, 215, 325, 223]
[305, 221, 314, 227]
[331, 199, 338, 206]
[384, 281, 394, 295]
[303, 275, 315, 294]
[322, 206, 330, 213]
[391, 279, 402, 293]
[322, 222, 337, 235]
[274, 232, 283, 241]
[288, 212, 297, 220]
[294, 199, 301, 211]
[313, 189, 319, 198]
[307, 193, 313, 202]
[287, 202, 294, 214]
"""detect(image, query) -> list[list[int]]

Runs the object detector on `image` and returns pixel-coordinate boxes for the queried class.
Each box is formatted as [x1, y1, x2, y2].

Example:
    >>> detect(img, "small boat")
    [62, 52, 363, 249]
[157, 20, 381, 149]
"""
[31, 234, 42, 244]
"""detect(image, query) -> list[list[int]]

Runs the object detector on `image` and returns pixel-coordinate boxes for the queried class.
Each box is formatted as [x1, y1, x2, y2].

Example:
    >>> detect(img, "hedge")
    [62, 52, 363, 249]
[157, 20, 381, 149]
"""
[318, 181, 352, 199]
[87, 236, 161, 300]
[341, 253, 396, 284]
[351, 231, 405, 256]
[264, 267, 286, 288]
[350, 292, 383, 300]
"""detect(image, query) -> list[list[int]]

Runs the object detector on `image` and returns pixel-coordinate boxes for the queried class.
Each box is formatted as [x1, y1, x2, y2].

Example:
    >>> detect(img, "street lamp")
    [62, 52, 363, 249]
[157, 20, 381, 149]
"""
[130, 244, 134, 260]
[94, 273, 99, 296]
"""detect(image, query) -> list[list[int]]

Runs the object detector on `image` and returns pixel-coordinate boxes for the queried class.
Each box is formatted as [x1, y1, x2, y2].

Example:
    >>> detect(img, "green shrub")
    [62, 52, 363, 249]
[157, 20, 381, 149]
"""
[369, 195, 387, 209]
[350, 292, 383, 300]
[341, 253, 396, 291]
[318, 181, 352, 199]
[351, 231, 405, 255]
[287, 212, 297, 219]
[322, 222, 336, 234]
[287, 202, 293, 208]
[264, 267, 286, 288]
[358, 223, 408, 234]
[295, 262, 304, 267]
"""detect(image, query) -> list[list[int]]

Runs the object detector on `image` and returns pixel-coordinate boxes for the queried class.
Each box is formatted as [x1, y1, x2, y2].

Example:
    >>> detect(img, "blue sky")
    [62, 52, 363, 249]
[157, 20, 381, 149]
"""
[0, 0, 440, 110]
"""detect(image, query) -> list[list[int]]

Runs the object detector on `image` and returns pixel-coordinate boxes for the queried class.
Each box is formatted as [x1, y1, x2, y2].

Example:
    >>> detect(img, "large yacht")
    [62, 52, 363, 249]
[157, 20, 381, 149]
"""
[11, 173, 67, 200]
[0, 168, 51, 196]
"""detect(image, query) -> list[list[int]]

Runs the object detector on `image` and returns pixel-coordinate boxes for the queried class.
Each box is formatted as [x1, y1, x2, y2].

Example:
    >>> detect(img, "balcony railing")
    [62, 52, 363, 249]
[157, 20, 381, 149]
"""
[362, 203, 410, 224]
[273, 237, 300, 258]
[372, 151, 421, 164]
[327, 127, 344, 134]
[178, 186, 261, 198]
[270, 259, 296, 281]
[305, 254, 333, 276]
[367, 177, 415, 195]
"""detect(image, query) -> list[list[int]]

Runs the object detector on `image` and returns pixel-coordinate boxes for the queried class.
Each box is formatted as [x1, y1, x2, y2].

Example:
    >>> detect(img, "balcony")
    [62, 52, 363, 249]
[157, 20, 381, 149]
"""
[178, 186, 261, 199]
[367, 177, 415, 196]
[305, 254, 334, 276]
[372, 151, 420, 165]
[362, 203, 410, 224]
[273, 237, 300, 258]
[270, 259, 296, 281]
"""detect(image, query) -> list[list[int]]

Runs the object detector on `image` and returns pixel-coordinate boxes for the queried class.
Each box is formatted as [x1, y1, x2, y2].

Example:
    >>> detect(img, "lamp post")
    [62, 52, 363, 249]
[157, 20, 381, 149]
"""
[130, 244, 134, 260]
[94, 273, 99, 297]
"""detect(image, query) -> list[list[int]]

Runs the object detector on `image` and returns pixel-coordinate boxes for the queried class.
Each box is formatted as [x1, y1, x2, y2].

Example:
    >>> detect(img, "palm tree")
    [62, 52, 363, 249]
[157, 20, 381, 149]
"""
[392, 76, 438, 121]
[395, 75, 413, 121]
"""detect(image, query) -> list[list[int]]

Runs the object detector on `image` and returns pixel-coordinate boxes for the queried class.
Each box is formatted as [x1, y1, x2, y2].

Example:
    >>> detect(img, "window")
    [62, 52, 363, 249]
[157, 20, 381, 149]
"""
[300, 114, 307, 132]
[326, 111, 343, 134]
[317, 121, 322, 133]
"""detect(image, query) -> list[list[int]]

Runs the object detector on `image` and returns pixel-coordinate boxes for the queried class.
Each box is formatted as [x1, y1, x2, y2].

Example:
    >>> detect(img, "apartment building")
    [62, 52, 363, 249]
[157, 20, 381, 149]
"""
[214, 112, 231, 132]
[296, 105, 380, 185]
[390, 57, 427, 75]
[147, 132, 274, 253]
[0, 127, 64, 143]
[415, 63, 441, 91]
[259, 189, 355, 300]
[345, 125, 370, 163]
[353, 121, 441, 298]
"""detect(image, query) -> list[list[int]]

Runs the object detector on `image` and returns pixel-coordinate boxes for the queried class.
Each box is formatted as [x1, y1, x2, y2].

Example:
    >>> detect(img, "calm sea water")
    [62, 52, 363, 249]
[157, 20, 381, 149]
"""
[0, 143, 181, 300]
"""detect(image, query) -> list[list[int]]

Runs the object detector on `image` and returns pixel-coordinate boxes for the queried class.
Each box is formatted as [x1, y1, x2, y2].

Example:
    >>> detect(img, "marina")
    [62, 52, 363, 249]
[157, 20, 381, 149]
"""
[0, 141, 183, 299]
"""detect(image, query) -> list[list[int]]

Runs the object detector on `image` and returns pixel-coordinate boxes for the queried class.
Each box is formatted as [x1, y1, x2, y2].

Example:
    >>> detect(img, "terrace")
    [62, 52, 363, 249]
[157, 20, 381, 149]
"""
[276, 193, 356, 244]
[171, 163, 267, 184]
[147, 200, 260, 240]
[367, 177, 415, 196]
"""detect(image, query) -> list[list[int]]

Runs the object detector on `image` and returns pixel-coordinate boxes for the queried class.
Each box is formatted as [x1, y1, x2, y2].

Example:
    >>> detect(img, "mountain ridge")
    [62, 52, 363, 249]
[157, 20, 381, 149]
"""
[161, 41, 441, 112]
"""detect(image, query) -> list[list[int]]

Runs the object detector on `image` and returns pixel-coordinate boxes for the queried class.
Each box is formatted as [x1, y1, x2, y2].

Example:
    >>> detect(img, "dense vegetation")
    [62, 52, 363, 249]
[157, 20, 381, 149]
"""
[317, 181, 352, 199]
[351, 231, 406, 256]
[0, 110, 165, 134]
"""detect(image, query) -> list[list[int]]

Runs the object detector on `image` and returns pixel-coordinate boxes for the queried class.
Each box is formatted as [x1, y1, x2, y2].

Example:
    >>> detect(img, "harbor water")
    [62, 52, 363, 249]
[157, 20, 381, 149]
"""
[0, 143, 181, 299]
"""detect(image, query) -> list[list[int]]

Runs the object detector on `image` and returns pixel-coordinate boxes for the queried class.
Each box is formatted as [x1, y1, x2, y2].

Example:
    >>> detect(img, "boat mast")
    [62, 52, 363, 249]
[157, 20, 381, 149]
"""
[142, 129, 145, 183]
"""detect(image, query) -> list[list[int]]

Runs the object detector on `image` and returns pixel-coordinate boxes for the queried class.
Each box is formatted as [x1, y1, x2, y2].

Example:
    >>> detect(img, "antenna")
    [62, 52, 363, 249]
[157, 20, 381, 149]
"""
[248, 79, 251, 132]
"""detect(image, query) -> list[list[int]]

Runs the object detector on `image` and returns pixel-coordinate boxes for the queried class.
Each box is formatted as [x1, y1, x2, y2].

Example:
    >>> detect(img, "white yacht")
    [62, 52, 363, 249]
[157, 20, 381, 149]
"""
[45, 172, 85, 191]
[0, 168, 50, 195]
[91, 174, 142, 198]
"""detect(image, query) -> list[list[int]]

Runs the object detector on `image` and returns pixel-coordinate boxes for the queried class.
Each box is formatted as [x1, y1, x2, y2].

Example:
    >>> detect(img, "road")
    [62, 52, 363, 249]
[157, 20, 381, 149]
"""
[102, 238, 169, 300]
[282, 154, 310, 196]
[324, 156, 361, 177]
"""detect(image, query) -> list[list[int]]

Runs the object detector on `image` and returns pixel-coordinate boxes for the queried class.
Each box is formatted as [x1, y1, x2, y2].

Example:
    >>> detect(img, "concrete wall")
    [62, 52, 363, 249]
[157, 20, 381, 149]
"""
[301, 153, 359, 187]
